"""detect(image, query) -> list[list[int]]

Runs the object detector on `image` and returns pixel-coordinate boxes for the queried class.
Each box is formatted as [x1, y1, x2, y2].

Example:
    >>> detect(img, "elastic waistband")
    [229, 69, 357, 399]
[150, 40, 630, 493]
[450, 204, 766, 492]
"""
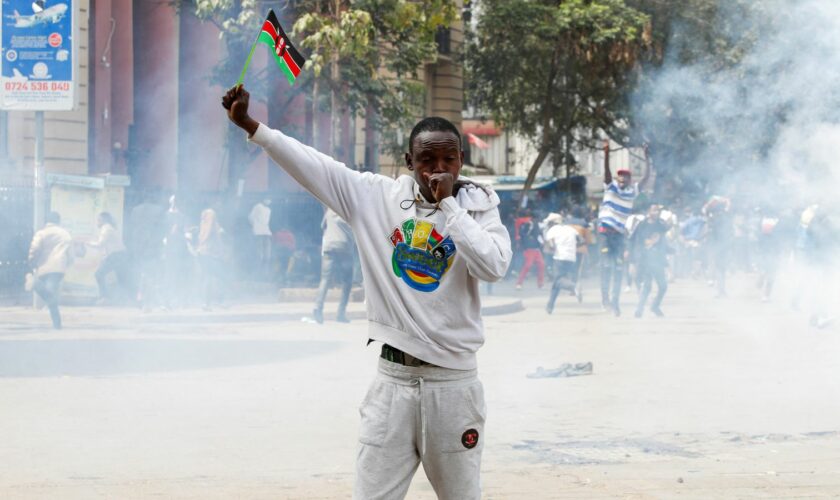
[377, 358, 477, 385]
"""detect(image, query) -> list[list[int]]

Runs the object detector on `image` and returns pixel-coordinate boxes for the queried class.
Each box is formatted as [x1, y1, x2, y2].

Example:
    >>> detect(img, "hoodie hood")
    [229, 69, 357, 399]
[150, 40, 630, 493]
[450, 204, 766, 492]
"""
[455, 175, 500, 212]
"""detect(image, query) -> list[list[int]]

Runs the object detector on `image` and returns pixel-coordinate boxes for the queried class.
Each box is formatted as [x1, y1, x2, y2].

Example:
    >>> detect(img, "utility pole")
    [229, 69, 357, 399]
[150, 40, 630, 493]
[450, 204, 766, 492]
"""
[33, 111, 45, 308]
[33, 111, 45, 230]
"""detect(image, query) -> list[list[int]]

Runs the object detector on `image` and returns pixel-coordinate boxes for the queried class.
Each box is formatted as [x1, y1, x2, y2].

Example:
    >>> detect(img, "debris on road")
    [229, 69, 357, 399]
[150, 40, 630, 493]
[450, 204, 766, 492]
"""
[527, 362, 593, 378]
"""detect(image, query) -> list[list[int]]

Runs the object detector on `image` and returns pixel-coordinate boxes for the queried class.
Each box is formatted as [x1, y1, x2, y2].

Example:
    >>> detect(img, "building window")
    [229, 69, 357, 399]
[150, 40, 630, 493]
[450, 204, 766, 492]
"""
[436, 27, 451, 55]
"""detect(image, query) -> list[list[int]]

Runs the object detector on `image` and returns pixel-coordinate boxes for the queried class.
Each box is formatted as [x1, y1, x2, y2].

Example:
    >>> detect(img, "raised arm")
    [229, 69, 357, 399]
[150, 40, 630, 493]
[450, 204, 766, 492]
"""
[86, 225, 108, 249]
[222, 85, 385, 223]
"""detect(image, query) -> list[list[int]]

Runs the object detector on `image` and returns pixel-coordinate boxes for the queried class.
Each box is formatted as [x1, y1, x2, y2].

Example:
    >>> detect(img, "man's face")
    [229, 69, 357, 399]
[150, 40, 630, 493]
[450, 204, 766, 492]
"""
[405, 130, 463, 201]
[617, 172, 631, 188]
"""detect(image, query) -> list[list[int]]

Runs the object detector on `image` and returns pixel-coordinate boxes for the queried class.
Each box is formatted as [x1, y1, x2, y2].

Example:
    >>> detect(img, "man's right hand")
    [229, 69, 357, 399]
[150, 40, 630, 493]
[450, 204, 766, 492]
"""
[222, 84, 259, 136]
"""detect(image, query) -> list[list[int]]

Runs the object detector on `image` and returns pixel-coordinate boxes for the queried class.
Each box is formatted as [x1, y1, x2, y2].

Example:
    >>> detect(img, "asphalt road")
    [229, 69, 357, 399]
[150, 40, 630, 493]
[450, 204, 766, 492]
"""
[1, 273, 838, 499]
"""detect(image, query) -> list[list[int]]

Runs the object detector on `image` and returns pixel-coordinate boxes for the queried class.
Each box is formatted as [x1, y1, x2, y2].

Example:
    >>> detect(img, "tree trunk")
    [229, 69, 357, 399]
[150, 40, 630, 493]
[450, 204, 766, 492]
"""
[565, 130, 573, 179]
[330, 59, 340, 159]
[523, 44, 560, 196]
[329, 0, 341, 159]
[522, 145, 551, 194]
[312, 78, 320, 148]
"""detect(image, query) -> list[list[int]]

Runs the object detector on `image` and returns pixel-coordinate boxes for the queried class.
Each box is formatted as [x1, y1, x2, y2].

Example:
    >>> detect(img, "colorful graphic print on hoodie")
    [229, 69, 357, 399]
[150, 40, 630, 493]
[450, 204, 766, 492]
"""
[389, 217, 456, 292]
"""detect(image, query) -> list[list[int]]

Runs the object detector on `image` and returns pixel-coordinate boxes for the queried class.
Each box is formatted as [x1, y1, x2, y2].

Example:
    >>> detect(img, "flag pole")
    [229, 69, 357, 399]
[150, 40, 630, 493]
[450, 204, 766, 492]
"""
[236, 33, 261, 86]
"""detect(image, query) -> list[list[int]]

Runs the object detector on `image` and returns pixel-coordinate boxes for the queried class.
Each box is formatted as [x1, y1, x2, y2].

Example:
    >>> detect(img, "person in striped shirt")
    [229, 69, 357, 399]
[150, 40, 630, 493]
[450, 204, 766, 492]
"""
[597, 141, 650, 316]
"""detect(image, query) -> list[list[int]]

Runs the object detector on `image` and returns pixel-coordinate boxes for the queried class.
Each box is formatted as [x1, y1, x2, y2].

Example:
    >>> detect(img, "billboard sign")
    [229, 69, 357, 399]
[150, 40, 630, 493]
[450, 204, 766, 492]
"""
[0, 0, 75, 110]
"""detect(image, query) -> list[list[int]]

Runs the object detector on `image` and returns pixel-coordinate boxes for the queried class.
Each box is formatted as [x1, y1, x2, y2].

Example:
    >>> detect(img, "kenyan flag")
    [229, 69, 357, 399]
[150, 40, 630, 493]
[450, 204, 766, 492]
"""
[258, 10, 306, 85]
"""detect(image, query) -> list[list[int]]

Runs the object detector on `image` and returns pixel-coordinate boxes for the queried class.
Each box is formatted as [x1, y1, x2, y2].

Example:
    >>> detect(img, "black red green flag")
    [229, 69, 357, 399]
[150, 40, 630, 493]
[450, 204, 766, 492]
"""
[258, 10, 306, 85]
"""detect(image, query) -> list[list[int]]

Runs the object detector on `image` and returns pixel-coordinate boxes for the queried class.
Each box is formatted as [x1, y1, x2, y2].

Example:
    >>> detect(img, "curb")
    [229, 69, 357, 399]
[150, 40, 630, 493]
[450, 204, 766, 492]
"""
[481, 300, 525, 316]
[277, 287, 365, 303]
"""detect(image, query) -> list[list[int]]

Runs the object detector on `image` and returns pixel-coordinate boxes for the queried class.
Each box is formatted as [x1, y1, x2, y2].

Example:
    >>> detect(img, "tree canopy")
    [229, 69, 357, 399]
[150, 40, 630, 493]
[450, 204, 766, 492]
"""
[466, 0, 652, 191]
[628, 0, 777, 203]
[192, 0, 457, 171]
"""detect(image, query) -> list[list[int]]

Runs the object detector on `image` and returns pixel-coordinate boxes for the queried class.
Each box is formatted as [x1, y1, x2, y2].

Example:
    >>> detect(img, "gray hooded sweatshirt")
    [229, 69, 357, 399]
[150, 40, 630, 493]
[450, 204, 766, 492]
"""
[250, 124, 512, 369]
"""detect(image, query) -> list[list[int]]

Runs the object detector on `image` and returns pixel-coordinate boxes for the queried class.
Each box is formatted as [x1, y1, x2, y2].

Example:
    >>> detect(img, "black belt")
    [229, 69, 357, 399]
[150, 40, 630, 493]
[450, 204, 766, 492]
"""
[381, 344, 434, 367]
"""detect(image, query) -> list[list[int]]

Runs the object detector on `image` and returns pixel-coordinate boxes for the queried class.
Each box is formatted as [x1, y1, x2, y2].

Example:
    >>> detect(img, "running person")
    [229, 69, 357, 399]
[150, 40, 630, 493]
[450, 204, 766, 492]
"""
[515, 217, 545, 290]
[597, 141, 650, 316]
[223, 85, 512, 499]
[544, 214, 581, 314]
[28, 211, 75, 329]
[632, 204, 670, 318]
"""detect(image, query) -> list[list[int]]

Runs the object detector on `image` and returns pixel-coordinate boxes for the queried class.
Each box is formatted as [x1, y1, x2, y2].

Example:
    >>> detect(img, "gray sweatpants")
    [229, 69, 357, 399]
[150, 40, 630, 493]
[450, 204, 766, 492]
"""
[354, 358, 486, 500]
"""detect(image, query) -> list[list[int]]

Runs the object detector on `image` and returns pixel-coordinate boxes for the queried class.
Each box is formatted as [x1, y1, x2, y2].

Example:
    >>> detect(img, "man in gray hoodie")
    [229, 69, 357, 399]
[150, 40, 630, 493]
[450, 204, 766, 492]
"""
[28, 211, 74, 329]
[224, 85, 511, 499]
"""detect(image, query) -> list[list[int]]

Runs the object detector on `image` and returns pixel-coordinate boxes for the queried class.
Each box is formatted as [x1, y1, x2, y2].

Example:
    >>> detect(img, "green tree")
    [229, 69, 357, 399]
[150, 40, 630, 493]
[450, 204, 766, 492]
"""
[192, 0, 457, 179]
[190, 0, 276, 189]
[466, 0, 651, 192]
[293, 0, 458, 162]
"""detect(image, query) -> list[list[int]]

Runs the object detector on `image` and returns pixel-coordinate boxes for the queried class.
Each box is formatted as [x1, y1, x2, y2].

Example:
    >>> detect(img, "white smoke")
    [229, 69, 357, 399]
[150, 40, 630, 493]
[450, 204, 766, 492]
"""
[634, 0, 840, 208]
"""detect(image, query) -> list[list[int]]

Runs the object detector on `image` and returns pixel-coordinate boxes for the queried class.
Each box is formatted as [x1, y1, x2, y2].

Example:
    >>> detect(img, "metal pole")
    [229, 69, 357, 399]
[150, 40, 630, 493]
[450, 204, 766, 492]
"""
[32, 111, 45, 307]
[33, 111, 45, 230]
[504, 130, 510, 175]
[0, 111, 8, 161]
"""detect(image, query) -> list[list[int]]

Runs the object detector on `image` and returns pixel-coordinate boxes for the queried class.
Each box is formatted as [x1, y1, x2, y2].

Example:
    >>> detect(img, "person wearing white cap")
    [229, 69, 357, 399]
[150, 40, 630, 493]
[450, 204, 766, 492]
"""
[544, 214, 582, 314]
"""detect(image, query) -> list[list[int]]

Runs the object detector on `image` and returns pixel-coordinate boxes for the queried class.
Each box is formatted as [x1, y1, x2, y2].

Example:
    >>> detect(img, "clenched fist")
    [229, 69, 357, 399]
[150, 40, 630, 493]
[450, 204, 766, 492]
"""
[222, 84, 259, 136]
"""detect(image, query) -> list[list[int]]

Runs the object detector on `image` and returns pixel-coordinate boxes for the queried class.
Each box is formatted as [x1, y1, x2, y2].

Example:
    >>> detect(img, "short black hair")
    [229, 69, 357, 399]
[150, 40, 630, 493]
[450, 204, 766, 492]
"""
[408, 117, 461, 154]
[45, 211, 61, 225]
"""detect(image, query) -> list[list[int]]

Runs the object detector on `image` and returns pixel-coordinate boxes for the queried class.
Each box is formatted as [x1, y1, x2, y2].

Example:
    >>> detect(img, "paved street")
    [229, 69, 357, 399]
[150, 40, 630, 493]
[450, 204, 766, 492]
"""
[1, 274, 839, 499]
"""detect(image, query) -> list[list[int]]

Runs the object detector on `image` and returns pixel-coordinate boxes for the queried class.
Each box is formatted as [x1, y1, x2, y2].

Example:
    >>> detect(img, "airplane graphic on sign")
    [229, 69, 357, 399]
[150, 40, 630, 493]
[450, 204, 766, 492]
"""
[7, 2, 68, 28]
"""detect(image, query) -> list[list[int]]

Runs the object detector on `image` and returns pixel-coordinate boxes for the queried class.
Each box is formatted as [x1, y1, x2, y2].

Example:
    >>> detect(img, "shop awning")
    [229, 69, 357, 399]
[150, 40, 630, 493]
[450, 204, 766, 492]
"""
[469, 175, 559, 191]
[462, 119, 501, 137]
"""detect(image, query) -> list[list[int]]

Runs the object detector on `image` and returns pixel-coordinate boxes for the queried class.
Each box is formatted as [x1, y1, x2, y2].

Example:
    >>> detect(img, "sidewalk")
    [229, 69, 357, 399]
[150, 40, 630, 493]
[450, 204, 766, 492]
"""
[0, 282, 526, 334]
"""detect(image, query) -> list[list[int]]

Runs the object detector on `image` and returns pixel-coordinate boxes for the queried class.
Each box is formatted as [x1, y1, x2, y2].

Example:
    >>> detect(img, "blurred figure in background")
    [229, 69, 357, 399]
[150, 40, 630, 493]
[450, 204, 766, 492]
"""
[793, 204, 838, 328]
[515, 216, 545, 290]
[597, 141, 650, 316]
[659, 206, 680, 283]
[511, 208, 534, 279]
[678, 207, 706, 279]
[791, 204, 818, 312]
[196, 208, 227, 310]
[249, 198, 273, 277]
[88, 212, 130, 304]
[623, 210, 646, 293]
[129, 192, 165, 310]
[307, 208, 355, 324]
[544, 214, 581, 314]
[632, 204, 670, 318]
[703, 195, 733, 298]
[162, 217, 191, 309]
[564, 207, 593, 298]
[755, 207, 785, 302]
[28, 211, 74, 329]
[272, 223, 296, 287]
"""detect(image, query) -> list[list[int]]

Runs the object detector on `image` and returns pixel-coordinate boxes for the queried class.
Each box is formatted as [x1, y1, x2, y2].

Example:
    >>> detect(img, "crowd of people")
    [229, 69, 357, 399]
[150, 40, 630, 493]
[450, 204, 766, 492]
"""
[24, 193, 336, 328]
[22, 141, 838, 333]
[507, 142, 839, 328]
